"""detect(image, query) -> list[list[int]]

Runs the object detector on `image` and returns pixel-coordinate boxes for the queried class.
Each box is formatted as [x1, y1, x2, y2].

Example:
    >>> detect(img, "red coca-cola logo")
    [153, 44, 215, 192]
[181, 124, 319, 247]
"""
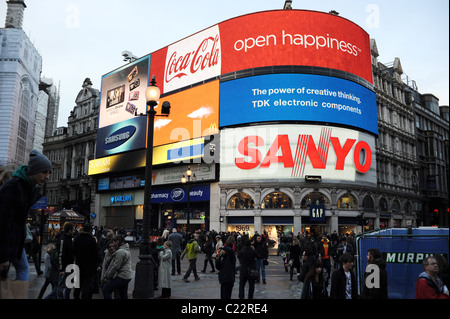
[165, 34, 220, 84]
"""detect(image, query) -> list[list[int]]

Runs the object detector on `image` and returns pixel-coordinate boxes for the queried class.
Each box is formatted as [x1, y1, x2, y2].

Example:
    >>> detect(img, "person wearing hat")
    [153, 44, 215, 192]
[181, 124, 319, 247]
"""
[0, 150, 52, 294]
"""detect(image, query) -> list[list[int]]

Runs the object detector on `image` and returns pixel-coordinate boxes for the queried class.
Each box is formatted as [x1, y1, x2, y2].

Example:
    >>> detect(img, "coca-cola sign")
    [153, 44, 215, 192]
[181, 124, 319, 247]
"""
[164, 25, 221, 93]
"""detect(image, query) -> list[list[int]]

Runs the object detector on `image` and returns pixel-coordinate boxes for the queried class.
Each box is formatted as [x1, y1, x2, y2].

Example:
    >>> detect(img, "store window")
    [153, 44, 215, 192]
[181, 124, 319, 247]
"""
[362, 195, 375, 212]
[300, 192, 328, 208]
[379, 198, 388, 212]
[337, 193, 358, 209]
[261, 192, 292, 209]
[227, 192, 255, 209]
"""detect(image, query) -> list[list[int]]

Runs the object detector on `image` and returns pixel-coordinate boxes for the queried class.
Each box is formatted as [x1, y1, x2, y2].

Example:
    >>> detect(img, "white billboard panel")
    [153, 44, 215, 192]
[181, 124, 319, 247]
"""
[220, 124, 376, 185]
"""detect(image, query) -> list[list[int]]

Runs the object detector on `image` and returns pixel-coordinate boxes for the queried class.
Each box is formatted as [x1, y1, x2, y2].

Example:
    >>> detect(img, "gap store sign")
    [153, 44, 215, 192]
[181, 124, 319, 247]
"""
[220, 73, 378, 135]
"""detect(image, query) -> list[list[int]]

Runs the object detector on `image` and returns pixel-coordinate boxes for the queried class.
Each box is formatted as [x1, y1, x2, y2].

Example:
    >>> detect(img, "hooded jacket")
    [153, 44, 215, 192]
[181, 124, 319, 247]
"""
[181, 238, 201, 260]
[415, 271, 449, 299]
[0, 166, 42, 263]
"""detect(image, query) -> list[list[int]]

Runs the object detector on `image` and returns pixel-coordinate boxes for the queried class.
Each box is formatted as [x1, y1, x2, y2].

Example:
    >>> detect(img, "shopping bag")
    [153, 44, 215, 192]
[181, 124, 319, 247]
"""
[0, 279, 29, 299]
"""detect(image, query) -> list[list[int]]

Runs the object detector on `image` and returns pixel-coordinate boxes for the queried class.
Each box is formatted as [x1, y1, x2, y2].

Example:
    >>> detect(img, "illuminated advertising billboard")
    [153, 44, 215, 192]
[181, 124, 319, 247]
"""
[153, 80, 219, 147]
[88, 135, 218, 176]
[150, 10, 372, 95]
[220, 124, 376, 185]
[220, 73, 378, 135]
[96, 116, 147, 158]
[219, 10, 372, 83]
[98, 55, 150, 129]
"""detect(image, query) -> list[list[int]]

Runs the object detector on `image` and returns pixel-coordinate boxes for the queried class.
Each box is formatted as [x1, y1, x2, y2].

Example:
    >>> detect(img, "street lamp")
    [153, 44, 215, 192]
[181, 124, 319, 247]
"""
[181, 167, 195, 232]
[133, 75, 170, 299]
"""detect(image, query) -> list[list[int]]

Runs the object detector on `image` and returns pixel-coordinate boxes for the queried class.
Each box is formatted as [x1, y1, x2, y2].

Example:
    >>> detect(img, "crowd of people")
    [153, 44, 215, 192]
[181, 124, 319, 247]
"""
[1, 150, 448, 301]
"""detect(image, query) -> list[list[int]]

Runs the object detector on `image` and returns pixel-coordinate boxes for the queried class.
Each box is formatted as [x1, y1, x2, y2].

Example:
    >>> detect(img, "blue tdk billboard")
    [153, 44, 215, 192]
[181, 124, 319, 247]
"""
[220, 73, 378, 135]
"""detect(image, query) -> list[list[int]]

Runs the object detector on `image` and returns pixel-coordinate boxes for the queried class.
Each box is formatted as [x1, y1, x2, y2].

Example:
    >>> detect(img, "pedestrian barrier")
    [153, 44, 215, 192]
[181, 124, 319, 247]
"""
[355, 227, 449, 299]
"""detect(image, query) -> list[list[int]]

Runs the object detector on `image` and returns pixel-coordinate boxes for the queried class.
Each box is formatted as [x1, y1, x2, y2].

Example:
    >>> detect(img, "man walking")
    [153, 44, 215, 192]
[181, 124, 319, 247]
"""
[181, 233, 201, 282]
[0, 150, 52, 298]
[168, 228, 183, 275]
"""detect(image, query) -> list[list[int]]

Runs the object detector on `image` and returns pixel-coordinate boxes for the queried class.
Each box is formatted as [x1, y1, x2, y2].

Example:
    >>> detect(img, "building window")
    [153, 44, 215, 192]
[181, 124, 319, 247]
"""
[227, 192, 255, 209]
[404, 202, 412, 214]
[301, 192, 328, 208]
[337, 193, 358, 209]
[379, 198, 388, 212]
[392, 200, 400, 213]
[362, 195, 375, 212]
[261, 192, 292, 209]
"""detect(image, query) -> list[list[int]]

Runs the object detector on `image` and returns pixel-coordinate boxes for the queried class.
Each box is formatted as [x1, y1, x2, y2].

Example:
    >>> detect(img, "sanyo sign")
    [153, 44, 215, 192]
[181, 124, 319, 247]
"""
[220, 124, 377, 185]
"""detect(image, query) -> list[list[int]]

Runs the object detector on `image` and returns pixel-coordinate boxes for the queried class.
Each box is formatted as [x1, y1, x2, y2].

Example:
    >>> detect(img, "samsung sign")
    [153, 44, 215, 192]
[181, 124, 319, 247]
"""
[96, 117, 147, 157]
[104, 125, 136, 150]
[220, 73, 378, 135]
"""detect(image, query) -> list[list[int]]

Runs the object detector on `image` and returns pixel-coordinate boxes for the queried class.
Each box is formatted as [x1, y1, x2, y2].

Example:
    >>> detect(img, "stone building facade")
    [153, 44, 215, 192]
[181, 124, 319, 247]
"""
[42, 78, 99, 218]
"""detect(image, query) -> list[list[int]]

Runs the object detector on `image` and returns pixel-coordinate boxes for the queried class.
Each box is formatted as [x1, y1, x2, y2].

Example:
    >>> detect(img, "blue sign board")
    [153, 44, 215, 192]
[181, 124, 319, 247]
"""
[309, 205, 326, 223]
[32, 196, 47, 210]
[96, 116, 147, 158]
[220, 73, 378, 135]
[151, 185, 210, 203]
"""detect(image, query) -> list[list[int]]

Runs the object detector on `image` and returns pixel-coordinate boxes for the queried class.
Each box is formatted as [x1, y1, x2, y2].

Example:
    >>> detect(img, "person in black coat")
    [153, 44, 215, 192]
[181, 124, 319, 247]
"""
[361, 248, 388, 299]
[201, 235, 216, 273]
[215, 246, 236, 299]
[237, 237, 259, 299]
[0, 150, 51, 283]
[330, 253, 359, 299]
[298, 247, 315, 282]
[73, 223, 99, 299]
[45, 222, 75, 299]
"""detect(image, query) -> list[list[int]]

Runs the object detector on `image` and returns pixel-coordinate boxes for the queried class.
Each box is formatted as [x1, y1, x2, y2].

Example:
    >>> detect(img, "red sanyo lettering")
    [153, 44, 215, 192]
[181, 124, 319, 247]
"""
[234, 135, 372, 174]
[165, 34, 220, 84]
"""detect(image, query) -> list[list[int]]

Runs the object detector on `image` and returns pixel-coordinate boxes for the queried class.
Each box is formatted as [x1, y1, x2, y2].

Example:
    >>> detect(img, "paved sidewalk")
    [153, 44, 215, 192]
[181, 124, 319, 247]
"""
[24, 246, 310, 299]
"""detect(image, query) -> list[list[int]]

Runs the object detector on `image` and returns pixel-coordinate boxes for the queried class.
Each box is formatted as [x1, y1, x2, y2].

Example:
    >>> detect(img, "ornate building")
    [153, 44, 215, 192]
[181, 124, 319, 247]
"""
[42, 78, 99, 218]
[370, 39, 421, 228]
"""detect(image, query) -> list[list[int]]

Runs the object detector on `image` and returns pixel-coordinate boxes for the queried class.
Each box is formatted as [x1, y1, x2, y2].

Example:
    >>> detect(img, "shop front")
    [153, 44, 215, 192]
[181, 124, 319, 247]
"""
[262, 216, 293, 249]
[226, 216, 255, 237]
[149, 184, 211, 232]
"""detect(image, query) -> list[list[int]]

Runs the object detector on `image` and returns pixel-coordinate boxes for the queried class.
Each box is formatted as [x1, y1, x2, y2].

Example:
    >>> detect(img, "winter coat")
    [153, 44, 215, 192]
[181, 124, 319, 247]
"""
[253, 240, 268, 260]
[106, 243, 132, 280]
[101, 249, 115, 283]
[73, 231, 99, 281]
[158, 248, 172, 289]
[168, 232, 183, 253]
[330, 267, 359, 299]
[44, 250, 60, 283]
[181, 239, 201, 260]
[215, 246, 236, 284]
[56, 231, 75, 272]
[202, 240, 215, 257]
[415, 272, 449, 299]
[237, 246, 258, 275]
[361, 259, 388, 299]
[0, 166, 42, 263]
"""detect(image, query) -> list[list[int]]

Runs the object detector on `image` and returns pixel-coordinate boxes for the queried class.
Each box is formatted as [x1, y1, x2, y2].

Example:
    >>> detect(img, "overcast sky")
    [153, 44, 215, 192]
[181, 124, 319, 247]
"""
[1, 0, 448, 127]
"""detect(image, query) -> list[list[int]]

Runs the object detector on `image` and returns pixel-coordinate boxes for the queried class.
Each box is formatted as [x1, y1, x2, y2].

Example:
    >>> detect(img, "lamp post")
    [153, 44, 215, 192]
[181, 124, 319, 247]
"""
[133, 75, 170, 299]
[181, 167, 195, 232]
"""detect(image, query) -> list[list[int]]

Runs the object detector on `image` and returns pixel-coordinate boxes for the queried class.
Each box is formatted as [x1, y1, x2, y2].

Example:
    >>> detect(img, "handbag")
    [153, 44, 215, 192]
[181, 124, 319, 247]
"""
[0, 279, 29, 299]
[263, 259, 269, 266]
[249, 268, 259, 280]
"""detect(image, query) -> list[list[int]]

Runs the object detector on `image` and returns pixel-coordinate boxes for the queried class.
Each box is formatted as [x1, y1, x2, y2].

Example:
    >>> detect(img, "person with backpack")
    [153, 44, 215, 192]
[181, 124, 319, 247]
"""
[181, 233, 202, 282]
